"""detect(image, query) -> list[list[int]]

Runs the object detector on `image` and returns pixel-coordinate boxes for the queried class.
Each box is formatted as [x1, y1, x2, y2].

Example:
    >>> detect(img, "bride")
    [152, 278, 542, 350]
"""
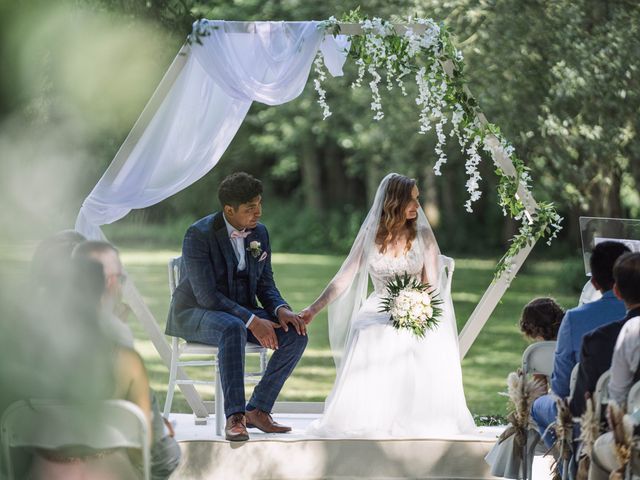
[299, 173, 476, 437]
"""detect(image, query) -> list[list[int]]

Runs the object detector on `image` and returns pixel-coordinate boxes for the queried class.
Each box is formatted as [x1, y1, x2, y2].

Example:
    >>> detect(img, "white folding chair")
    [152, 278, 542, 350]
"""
[521, 341, 558, 464]
[522, 341, 557, 377]
[440, 255, 455, 295]
[1, 399, 150, 480]
[569, 362, 580, 399]
[163, 256, 268, 436]
[627, 380, 640, 415]
[594, 369, 612, 423]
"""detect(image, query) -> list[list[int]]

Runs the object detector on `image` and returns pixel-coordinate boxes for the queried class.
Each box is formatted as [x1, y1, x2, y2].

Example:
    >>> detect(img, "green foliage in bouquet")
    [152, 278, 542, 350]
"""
[379, 272, 443, 339]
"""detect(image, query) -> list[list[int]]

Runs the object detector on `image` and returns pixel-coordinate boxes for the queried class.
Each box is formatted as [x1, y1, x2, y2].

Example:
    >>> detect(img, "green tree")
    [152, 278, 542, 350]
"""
[420, 0, 640, 243]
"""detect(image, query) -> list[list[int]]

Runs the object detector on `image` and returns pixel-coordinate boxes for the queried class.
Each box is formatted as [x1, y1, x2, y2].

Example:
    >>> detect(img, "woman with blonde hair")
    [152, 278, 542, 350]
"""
[300, 173, 475, 437]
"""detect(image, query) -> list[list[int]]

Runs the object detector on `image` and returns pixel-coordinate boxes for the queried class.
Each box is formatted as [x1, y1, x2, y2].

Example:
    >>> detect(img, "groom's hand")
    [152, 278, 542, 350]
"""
[248, 317, 281, 350]
[277, 308, 307, 336]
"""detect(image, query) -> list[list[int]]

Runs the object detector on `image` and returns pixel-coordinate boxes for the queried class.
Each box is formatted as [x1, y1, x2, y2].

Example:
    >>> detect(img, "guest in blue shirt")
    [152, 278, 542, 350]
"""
[531, 241, 630, 449]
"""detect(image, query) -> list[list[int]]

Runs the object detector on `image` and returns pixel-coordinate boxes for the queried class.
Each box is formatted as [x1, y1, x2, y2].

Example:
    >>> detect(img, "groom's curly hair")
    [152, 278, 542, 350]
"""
[376, 174, 418, 254]
[218, 172, 263, 209]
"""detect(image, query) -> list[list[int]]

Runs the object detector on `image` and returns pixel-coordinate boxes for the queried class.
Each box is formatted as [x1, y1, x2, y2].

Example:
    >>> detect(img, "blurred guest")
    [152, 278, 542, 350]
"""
[520, 297, 564, 389]
[28, 257, 143, 480]
[30, 229, 86, 295]
[519, 297, 564, 341]
[73, 240, 181, 480]
[17, 233, 150, 479]
[72, 241, 134, 348]
[532, 241, 630, 448]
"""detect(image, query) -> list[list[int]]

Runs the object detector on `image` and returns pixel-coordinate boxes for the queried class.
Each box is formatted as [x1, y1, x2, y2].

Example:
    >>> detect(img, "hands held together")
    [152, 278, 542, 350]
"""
[247, 305, 319, 351]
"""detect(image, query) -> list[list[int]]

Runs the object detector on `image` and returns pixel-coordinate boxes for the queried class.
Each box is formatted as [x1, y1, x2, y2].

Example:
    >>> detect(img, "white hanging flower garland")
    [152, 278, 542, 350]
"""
[313, 55, 331, 120]
[313, 13, 563, 280]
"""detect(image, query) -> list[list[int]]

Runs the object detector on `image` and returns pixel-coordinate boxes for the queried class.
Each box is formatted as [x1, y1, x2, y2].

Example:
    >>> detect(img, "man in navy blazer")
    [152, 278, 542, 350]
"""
[531, 241, 629, 449]
[166, 172, 308, 441]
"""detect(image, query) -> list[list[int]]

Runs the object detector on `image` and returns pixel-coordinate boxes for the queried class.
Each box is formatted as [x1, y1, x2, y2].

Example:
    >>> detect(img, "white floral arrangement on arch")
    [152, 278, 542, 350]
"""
[314, 11, 563, 281]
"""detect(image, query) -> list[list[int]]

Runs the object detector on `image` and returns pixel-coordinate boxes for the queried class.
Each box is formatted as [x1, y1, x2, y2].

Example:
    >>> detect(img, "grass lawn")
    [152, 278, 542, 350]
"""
[117, 246, 580, 417]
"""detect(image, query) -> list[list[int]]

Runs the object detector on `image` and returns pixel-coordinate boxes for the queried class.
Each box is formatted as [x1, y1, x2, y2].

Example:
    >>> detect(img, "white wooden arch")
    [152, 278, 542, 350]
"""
[82, 22, 540, 418]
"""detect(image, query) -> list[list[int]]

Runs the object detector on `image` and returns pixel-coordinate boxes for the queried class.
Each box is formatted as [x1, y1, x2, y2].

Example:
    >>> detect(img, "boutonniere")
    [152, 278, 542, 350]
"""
[247, 240, 263, 259]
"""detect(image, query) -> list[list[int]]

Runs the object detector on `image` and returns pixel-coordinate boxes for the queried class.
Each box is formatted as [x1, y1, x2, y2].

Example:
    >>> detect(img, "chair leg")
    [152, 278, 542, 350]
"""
[3, 445, 15, 480]
[215, 360, 224, 437]
[260, 350, 267, 375]
[163, 344, 178, 417]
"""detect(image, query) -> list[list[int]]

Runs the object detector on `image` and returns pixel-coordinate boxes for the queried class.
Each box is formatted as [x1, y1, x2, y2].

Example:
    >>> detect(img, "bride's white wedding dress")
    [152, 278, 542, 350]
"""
[307, 240, 476, 438]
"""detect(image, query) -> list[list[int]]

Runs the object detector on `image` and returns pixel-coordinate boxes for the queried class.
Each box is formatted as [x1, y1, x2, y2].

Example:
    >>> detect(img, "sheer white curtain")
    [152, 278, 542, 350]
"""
[76, 20, 349, 238]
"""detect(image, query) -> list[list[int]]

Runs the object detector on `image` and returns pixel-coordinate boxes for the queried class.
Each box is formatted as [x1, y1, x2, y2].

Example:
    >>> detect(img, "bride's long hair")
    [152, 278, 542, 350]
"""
[375, 174, 418, 254]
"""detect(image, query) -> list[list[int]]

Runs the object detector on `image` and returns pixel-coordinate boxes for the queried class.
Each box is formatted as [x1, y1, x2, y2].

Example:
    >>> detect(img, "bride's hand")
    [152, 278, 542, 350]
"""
[298, 307, 317, 325]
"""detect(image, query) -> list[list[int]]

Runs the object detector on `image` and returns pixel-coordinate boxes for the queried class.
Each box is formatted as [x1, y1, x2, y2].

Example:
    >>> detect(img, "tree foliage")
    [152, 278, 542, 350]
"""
[1, 0, 637, 252]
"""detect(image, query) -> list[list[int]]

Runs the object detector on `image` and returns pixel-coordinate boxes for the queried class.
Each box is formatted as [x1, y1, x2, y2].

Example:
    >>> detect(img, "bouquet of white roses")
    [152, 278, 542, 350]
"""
[379, 272, 443, 339]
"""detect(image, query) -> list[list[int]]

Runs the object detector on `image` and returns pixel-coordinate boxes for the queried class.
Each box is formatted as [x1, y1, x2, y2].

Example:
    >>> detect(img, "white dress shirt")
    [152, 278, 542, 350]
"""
[223, 215, 254, 326]
[222, 214, 289, 328]
[609, 315, 640, 405]
[223, 214, 248, 271]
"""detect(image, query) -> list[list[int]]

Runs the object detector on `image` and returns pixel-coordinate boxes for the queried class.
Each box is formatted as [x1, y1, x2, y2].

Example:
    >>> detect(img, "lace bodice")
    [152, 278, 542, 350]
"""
[368, 242, 423, 296]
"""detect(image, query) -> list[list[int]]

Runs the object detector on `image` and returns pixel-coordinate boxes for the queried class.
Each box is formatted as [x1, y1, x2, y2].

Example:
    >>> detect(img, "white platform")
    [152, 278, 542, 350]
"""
[169, 413, 554, 479]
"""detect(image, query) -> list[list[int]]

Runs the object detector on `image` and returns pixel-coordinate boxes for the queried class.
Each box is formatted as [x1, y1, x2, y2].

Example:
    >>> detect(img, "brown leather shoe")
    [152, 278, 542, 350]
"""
[225, 413, 249, 442]
[245, 409, 291, 433]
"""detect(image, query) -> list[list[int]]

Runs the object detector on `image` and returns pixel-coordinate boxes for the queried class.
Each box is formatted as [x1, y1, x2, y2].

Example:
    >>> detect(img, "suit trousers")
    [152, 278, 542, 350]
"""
[181, 307, 308, 418]
[531, 394, 558, 449]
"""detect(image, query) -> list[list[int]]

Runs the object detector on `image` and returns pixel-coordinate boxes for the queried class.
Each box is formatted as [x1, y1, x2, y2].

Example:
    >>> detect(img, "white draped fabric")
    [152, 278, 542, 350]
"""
[75, 20, 349, 238]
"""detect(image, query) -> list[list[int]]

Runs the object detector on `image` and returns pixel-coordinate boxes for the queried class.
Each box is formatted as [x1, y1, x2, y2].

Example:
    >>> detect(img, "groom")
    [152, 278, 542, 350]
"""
[166, 172, 308, 441]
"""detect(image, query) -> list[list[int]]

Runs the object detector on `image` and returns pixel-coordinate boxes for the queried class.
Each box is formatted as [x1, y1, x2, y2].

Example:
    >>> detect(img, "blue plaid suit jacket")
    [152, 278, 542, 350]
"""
[165, 212, 287, 337]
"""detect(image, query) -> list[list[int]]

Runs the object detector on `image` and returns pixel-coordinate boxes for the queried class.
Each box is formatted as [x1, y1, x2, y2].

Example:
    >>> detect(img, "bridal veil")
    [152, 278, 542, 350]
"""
[324, 173, 462, 371]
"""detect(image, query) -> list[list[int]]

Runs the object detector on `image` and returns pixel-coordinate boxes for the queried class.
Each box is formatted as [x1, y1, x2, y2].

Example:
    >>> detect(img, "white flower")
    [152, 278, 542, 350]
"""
[463, 135, 483, 212]
[313, 54, 332, 119]
[390, 287, 437, 332]
[352, 58, 366, 89]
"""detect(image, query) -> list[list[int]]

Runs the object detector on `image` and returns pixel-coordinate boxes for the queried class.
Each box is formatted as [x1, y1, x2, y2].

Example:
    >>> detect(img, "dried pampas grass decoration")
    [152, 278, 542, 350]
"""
[550, 397, 574, 476]
[607, 402, 633, 480]
[503, 369, 548, 430]
[576, 394, 600, 480]
[497, 369, 548, 479]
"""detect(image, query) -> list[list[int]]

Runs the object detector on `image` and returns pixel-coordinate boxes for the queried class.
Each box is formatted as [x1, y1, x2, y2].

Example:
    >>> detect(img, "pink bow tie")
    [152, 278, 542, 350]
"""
[230, 229, 250, 239]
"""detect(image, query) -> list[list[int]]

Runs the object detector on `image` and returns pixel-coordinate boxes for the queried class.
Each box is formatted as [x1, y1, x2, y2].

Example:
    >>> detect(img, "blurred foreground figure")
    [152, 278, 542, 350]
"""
[0, 231, 159, 479]
[73, 240, 181, 479]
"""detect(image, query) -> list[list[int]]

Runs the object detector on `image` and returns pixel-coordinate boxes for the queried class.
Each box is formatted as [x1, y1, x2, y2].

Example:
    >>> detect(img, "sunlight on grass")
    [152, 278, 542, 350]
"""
[452, 292, 482, 303]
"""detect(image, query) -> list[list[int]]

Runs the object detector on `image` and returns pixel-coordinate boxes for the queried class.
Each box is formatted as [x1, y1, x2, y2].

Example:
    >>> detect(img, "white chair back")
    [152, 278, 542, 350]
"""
[627, 380, 640, 415]
[440, 255, 455, 295]
[168, 256, 183, 295]
[569, 362, 580, 399]
[1, 399, 150, 480]
[522, 341, 557, 377]
[594, 369, 612, 408]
